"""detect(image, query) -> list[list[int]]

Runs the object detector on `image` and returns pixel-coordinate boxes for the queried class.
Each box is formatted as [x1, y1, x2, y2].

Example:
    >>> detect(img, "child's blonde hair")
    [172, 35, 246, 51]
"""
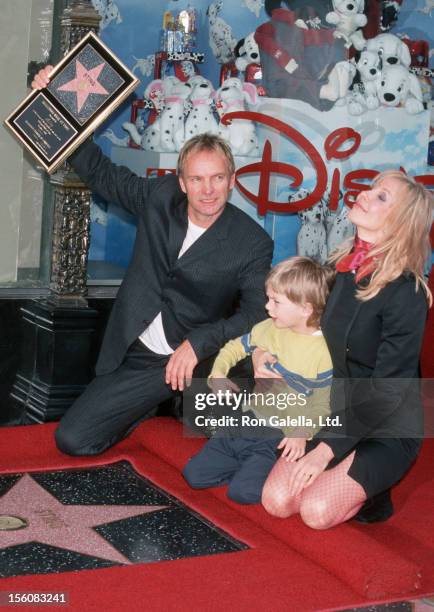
[266, 256, 336, 327]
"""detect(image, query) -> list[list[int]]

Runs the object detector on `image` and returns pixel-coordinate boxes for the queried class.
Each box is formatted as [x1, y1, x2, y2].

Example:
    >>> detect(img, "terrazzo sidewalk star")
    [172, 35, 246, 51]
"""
[0, 474, 166, 564]
[57, 60, 108, 112]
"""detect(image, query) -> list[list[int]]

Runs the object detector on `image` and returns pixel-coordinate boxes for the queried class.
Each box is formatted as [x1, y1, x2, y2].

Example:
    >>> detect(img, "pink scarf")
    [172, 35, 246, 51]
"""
[335, 237, 376, 282]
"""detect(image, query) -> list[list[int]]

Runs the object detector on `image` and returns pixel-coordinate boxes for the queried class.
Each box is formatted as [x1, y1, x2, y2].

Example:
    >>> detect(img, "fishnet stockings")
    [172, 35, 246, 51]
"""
[262, 451, 367, 529]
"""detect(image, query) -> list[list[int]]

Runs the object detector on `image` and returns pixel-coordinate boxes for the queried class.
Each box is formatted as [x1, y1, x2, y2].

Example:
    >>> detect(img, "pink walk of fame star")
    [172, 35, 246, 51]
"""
[0, 474, 167, 564]
[57, 60, 109, 113]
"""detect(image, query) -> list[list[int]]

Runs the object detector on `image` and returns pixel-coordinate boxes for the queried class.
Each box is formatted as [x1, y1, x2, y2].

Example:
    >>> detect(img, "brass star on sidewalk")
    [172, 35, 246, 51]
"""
[0, 474, 167, 564]
[57, 60, 109, 113]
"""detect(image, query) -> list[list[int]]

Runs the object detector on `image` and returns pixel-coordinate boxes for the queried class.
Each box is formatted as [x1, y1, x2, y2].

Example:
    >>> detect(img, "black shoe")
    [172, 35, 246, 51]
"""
[353, 489, 394, 524]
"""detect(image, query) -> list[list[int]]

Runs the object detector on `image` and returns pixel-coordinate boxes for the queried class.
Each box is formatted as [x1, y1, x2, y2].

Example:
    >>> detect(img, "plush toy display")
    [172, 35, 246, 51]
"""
[122, 75, 261, 155]
[118, 1, 428, 157]
[234, 32, 261, 72]
[254, 0, 354, 109]
[215, 77, 259, 156]
[326, 0, 368, 50]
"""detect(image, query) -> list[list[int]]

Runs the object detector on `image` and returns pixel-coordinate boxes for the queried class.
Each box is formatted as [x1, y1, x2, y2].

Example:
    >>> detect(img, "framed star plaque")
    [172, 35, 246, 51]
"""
[5, 31, 139, 173]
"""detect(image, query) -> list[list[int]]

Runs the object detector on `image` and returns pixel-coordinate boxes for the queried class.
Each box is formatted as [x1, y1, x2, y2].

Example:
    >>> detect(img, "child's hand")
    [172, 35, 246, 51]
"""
[252, 349, 281, 379]
[208, 375, 240, 395]
[278, 437, 306, 462]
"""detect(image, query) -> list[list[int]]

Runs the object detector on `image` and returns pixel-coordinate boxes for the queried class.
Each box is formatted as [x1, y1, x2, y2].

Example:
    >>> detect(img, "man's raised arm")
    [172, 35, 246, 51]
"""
[31, 66, 182, 217]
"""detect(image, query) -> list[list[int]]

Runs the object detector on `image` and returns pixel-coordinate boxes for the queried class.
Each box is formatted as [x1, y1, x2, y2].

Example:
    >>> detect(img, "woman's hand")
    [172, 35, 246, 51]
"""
[287, 442, 334, 497]
[31, 65, 53, 90]
[252, 348, 281, 379]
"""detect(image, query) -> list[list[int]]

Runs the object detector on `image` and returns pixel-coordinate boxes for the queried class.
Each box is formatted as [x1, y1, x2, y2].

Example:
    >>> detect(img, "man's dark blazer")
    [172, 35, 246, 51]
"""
[70, 141, 273, 375]
[320, 272, 427, 459]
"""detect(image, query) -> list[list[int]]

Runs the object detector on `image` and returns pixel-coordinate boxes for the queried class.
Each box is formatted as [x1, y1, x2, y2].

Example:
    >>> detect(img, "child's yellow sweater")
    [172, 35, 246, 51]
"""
[210, 318, 333, 438]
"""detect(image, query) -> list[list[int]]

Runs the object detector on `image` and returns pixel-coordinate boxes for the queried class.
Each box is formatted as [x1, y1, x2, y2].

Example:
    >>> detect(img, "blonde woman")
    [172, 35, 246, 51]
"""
[257, 171, 433, 528]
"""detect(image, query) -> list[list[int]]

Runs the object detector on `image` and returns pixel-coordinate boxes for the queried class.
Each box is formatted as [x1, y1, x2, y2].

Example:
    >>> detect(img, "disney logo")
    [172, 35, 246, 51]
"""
[222, 110, 433, 220]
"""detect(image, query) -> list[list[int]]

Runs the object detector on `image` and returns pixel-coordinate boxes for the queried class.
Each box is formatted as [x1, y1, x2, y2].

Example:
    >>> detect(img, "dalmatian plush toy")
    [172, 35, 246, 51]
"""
[326, 203, 355, 255]
[345, 49, 381, 114]
[323, 193, 337, 237]
[132, 55, 155, 78]
[296, 193, 328, 264]
[242, 0, 264, 18]
[234, 32, 261, 73]
[215, 77, 259, 156]
[91, 0, 122, 30]
[376, 64, 424, 114]
[207, 1, 237, 64]
[123, 77, 192, 152]
[326, 0, 367, 50]
[366, 33, 411, 68]
[362, 33, 421, 114]
[185, 75, 219, 139]
[381, 0, 403, 30]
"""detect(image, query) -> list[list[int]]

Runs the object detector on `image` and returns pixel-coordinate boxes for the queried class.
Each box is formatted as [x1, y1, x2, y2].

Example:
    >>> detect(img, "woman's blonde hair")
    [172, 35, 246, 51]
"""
[266, 256, 336, 327]
[329, 170, 433, 305]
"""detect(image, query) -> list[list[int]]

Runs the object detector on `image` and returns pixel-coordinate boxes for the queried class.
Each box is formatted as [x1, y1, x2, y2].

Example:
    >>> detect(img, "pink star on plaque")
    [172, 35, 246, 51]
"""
[0, 474, 167, 564]
[57, 60, 109, 113]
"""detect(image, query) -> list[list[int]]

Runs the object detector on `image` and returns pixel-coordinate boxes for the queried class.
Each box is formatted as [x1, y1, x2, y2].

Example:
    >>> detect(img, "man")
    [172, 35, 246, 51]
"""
[31, 68, 274, 457]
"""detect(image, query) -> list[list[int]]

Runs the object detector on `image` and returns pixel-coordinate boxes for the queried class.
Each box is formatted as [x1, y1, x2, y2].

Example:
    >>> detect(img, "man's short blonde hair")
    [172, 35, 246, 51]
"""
[177, 133, 235, 176]
[266, 256, 336, 327]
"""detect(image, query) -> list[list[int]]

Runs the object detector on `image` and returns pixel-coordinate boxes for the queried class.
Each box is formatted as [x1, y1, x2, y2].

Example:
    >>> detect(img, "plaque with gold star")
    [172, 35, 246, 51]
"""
[4, 31, 139, 173]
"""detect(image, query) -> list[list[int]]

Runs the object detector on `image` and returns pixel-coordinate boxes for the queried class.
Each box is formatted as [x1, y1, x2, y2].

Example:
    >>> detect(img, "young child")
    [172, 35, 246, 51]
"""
[183, 256, 335, 504]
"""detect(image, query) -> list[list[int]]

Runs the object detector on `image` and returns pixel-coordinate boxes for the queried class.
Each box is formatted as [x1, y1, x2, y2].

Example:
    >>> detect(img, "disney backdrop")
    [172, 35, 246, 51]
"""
[88, 0, 433, 276]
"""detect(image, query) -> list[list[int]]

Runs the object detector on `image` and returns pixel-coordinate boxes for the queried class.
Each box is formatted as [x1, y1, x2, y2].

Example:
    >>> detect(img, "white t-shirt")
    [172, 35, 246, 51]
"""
[139, 219, 206, 354]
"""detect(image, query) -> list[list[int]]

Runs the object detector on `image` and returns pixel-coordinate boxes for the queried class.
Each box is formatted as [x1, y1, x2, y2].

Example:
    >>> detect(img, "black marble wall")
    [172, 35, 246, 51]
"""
[0, 298, 114, 426]
[0, 297, 251, 427]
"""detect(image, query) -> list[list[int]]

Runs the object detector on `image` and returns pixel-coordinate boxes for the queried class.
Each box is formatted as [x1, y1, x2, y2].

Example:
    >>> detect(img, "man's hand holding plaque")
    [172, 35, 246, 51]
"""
[31, 66, 53, 90]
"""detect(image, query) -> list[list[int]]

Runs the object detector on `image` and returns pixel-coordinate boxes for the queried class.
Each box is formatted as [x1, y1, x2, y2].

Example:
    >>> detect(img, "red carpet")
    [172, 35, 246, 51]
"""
[1, 419, 434, 611]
